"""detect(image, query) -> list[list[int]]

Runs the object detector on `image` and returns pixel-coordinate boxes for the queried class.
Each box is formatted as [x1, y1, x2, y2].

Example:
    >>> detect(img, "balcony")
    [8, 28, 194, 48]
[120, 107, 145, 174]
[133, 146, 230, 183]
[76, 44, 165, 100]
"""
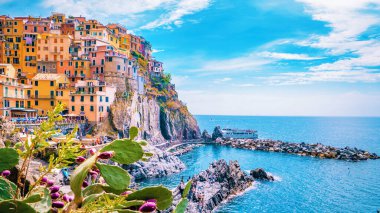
[30, 95, 55, 99]
[3, 94, 26, 99]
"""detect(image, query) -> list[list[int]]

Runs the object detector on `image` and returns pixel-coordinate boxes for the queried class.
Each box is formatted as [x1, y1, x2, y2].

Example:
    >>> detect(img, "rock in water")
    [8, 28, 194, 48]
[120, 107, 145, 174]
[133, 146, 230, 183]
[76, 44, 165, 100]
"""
[201, 130, 212, 141]
[124, 144, 185, 180]
[212, 126, 223, 140]
[169, 160, 253, 213]
[250, 168, 274, 181]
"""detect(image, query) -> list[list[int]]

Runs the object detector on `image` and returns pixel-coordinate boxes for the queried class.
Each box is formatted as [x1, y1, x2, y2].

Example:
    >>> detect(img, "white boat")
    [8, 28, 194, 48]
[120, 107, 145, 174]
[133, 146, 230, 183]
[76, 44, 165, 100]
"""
[221, 128, 258, 139]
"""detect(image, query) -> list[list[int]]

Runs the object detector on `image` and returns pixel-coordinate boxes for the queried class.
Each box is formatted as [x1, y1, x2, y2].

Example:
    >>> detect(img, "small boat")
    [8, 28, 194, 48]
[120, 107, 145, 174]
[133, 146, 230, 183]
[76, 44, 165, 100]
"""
[221, 128, 258, 139]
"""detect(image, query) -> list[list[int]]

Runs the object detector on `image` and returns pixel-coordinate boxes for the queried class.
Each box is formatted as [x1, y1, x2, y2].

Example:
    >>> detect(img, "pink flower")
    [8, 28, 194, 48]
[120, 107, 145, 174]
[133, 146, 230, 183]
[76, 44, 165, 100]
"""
[98, 151, 114, 160]
[52, 201, 65, 208]
[139, 202, 157, 212]
[89, 148, 96, 155]
[47, 180, 54, 187]
[1, 170, 11, 177]
[50, 185, 60, 193]
[120, 190, 133, 196]
[50, 192, 60, 200]
[76, 156, 86, 164]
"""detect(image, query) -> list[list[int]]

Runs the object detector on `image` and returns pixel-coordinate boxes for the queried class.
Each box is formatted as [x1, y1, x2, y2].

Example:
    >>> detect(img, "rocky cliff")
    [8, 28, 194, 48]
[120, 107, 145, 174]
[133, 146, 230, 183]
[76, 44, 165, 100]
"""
[110, 91, 200, 145]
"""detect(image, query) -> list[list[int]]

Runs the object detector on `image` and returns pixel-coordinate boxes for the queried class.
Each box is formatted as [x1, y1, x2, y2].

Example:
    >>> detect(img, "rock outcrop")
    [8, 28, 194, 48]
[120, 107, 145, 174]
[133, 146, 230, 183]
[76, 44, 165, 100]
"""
[123, 144, 185, 180]
[216, 138, 379, 161]
[250, 168, 274, 181]
[201, 130, 212, 142]
[111, 93, 200, 145]
[211, 126, 223, 141]
[170, 160, 253, 213]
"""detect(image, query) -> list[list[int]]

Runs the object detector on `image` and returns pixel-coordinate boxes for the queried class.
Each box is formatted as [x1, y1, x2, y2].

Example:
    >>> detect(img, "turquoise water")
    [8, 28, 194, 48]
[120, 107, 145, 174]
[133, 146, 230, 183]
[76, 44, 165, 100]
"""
[140, 116, 380, 212]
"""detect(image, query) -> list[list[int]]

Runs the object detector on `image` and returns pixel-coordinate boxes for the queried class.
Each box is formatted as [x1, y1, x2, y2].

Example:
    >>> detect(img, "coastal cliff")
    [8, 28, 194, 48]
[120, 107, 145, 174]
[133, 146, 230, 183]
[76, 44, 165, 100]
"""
[110, 93, 200, 144]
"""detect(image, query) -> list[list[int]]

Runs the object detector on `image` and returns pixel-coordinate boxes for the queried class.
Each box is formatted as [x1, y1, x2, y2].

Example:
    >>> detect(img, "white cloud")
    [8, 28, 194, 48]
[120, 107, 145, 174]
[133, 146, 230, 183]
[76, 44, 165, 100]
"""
[140, 0, 211, 29]
[266, 70, 380, 85]
[187, 52, 272, 73]
[152, 49, 165, 54]
[213, 77, 232, 84]
[236, 83, 256, 87]
[259, 51, 324, 60]
[42, 0, 211, 29]
[296, 0, 380, 71]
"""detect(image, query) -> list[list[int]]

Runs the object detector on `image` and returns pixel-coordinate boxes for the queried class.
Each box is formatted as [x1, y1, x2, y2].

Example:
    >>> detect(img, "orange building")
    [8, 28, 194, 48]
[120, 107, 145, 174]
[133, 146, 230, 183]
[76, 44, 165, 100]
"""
[0, 64, 36, 118]
[56, 58, 91, 82]
[37, 33, 72, 61]
[69, 80, 116, 124]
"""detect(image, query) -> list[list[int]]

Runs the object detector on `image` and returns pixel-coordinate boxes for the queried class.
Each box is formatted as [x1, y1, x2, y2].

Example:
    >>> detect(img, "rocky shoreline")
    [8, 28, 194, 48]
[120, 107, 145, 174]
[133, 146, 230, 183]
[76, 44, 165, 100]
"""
[169, 144, 204, 156]
[123, 144, 185, 180]
[167, 160, 274, 213]
[214, 137, 379, 161]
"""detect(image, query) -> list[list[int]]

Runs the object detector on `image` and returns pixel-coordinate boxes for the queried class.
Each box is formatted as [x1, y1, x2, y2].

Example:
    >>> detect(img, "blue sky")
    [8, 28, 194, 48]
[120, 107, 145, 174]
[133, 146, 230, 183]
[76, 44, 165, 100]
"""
[1, 0, 380, 116]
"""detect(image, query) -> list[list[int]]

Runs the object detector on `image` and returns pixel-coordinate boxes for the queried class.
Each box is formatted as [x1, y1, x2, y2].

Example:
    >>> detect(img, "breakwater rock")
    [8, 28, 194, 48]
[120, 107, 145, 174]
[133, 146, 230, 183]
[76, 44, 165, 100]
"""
[123, 144, 185, 180]
[169, 159, 254, 213]
[216, 138, 379, 161]
[250, 168, 274, 181]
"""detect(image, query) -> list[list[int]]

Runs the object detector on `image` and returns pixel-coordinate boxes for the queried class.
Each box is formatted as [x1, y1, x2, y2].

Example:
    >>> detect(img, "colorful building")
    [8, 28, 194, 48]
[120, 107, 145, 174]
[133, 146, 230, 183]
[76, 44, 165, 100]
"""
[29, 73, 70, 115]
[69, 80, 115, 123]
[0, 64, 36, 119]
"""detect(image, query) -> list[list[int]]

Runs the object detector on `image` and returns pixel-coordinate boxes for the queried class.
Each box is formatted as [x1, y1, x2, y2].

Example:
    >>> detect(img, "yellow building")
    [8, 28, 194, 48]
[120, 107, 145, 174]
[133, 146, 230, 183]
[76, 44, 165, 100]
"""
[22, 33, 38, 78]
[1, 17, 25, 75]
[69, 80, 116, 124]
[29, 73, 70, 115]
[37, 33, 72, 62]
[0, 64, 36, 119]
[118, 34, 131, 57]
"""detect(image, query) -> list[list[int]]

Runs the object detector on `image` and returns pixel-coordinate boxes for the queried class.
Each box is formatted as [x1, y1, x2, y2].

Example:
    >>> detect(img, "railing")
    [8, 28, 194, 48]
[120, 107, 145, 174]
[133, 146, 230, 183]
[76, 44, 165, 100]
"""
[3, 94, 26, 99]
[29, 95, 55, 99]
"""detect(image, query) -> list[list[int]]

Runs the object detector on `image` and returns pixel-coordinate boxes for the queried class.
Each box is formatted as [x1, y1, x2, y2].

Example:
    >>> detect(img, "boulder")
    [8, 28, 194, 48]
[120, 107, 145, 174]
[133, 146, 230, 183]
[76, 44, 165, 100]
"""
[201, 130, 212, 141]
[250, 168, 274, 181]
[212, 126, 223, 141]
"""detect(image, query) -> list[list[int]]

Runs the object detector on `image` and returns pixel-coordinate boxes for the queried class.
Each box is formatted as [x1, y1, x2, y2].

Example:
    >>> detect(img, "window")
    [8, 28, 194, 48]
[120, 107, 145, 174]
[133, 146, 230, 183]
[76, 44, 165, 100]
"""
[80, 96, 84, 102]
[99, 87, 103, 91]
[50, 81, 54, 86]
[80, 106, 84, 111]
[35, 100, 38, 106]
[50, 101, 54, 106]
[100, 96, 103, 102]
[60, 61, 63, 66]
[90, 96, 94, 102]
[50, 91, 54, 98]
[117, 65, 120, 70]
[90, 106, 94, 111]
[71, 96, 75, 102]
[71, 106, 75, 111]
[27, 101, 31, 108]
[106, 97, 109, 102]
[34, 81, 38, 86]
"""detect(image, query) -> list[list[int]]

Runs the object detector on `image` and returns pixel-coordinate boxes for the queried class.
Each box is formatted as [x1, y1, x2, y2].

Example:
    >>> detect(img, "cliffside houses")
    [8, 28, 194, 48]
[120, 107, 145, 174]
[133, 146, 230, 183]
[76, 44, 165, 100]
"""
[0, 13, 165, 127]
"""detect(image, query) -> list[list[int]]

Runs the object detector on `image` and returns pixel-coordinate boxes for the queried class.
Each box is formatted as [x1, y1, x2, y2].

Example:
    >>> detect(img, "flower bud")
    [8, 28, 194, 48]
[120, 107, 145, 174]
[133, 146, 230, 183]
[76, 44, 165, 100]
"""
[62, 194, 73, 202]
[82, 180, 89, 187]
[89, 148, 96, 155]
[139, 202, 157, 212]
[50, 185, 60, 193]
[1, 170, 11, 177]
[50, 192, 60, 200]
[98, 151, 114, 160]
[120, 190, 133, 196]
[47, 180, 54, 187]
[41, 176, 48, 183]
[91, 174, 98, 181]
[76, 156, 86, 164]
[52, 201, 65, 208]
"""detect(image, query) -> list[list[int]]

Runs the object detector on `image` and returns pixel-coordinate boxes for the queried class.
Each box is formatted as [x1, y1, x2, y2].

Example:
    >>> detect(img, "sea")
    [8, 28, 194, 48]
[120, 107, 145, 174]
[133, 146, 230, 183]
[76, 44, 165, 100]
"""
[139, 116, 380, 212]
